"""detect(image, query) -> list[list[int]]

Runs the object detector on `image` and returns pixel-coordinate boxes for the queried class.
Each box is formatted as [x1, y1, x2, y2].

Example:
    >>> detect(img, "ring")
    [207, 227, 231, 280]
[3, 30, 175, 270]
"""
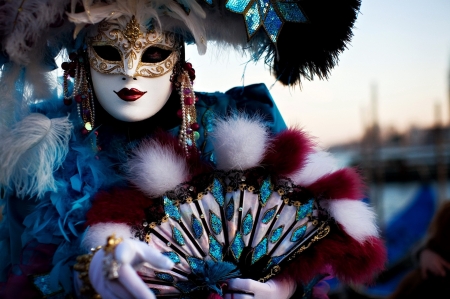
[102, 234, 123, 280]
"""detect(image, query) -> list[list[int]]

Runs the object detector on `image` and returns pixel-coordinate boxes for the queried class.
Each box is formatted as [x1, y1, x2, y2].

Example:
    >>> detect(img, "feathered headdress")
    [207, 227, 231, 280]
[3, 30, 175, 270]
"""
[0, 0, 361, 125]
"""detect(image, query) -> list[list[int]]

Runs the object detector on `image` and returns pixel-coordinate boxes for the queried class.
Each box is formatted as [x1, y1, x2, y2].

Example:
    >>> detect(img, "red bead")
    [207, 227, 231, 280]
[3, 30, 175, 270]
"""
[195, 96, 199, 103]
[184, 62, 192, 70]
[191, 123, 200, 131]
[75, 94, 82, 103]
[97, 146, 102, 151]
[176, 109, 183, 118]
[69, 62, 77, 70]
[94, 131, 99, 136]
[63, 99, 72, 106]
[81, 128, 88, 135]
[184, 97, 194, 105]
[61, 62, 70, 71]
[68, 69, 75, 77]
[69, 52, 78, 61]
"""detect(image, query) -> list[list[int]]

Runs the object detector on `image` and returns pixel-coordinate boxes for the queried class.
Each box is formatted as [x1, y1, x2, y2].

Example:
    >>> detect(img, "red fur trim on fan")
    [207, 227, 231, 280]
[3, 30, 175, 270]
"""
[307, 168, 366, 200]
[283, 224, 386, 285]
[86, 188, 154, 227]
[261, 128, 315, 177]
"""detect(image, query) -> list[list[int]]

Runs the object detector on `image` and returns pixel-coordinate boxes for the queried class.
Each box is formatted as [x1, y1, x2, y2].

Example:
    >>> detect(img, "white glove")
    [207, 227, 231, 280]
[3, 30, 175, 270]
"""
[88, 239, 174, 299]
[224, 276, 297, 299]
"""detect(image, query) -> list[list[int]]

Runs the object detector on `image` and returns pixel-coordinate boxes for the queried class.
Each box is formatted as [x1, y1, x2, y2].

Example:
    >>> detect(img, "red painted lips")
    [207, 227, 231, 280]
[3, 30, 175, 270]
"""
[114, 88, 147, 101]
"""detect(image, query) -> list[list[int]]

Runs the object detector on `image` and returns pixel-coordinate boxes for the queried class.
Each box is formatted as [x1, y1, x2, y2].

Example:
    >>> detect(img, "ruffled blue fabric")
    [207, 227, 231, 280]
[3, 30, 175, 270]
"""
[0, 82, 286, 295]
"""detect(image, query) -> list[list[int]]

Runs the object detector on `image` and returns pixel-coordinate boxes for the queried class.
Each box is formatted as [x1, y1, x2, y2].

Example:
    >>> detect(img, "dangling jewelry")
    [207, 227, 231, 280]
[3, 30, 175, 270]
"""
[62, 51, 95, 135]
[175, 62, 199, 157]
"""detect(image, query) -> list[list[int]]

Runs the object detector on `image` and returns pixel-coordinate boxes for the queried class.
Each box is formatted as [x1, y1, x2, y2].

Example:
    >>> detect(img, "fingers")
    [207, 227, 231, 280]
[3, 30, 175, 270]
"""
[115, 240, 174, 270]
[118, 263, 157, 299]
[224, 279, 256, 299]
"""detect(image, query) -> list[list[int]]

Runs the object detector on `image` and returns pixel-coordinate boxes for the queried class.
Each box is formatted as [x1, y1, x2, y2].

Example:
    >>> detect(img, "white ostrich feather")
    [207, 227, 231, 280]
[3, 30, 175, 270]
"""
[320, 199, 380, 243]
[126, 138, 190, 197]
[82, 222, 134, 251]
[290, 150, 340, 186]
[0, 113, 72, 199]
[210, 115, 269, 171]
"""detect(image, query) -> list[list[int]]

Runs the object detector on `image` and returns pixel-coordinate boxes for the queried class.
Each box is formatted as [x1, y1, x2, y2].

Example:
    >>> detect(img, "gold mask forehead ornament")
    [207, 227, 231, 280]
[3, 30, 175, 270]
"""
[87, 16, 180, 78]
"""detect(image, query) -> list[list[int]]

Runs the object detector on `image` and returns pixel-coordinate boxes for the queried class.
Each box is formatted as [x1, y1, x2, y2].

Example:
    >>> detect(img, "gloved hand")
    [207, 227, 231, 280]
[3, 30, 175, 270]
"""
[224, 276, 297, 299]
[88, 239, 174, 299]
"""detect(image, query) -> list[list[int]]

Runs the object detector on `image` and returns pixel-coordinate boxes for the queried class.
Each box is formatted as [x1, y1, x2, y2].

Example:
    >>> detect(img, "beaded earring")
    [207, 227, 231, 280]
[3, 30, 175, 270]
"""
[172, 61, 199, 157]
[62, 51, 96, 135]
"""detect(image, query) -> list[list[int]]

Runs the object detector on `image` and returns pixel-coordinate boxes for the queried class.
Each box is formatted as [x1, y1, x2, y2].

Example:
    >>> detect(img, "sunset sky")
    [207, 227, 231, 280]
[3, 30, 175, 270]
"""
[185, 0, 450, 149]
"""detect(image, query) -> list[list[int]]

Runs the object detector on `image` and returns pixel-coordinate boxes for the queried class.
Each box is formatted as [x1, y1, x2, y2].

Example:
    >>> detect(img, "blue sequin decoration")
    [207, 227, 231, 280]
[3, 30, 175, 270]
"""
[264, 6, 282, 43]
[191, 214, 203, 239]
[291, 224, 307, 242]
[245, 1, 261, 37]
[209, 235, 223, 261]
[210, 210, 223, 235]
[230, 231, 245, 261]
[32, 273, 62, 296]
[204, 110, 215, 132]
[212, 178, 225, 207]
[262, 205, 277, 224]
[259, 177, 272, 206]
[172, 225, 186, 246]
[162, 251, 181, 264]
[164, 196, 181, 221]
[242, 210, 253, 235]
[225, 197, 235, 221]
[277, 2, 307, 22]
[270, 225, 284, 243]
[225, 0, 308, 43]
[264, 254, 287, 271]
[226, 0, 252, 13]
[252, 237, 268, 264]
[176, 281, 198, 293]
[187, 256, 205, 275]
[296, 199, 314, 221]
[155, 272, 175, 282]
[204, 0, 213, 5]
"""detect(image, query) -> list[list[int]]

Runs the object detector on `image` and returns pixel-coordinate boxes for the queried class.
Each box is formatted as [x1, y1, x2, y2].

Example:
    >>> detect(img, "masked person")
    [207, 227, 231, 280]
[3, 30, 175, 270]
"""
[0, 1, 386, 298]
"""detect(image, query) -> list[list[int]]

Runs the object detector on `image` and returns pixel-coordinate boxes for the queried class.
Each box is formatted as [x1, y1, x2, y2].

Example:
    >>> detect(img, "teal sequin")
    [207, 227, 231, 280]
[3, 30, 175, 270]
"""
[270, 225, 284, 243]
[264, 6, 282, 42]
[155, 272, 175, 282]
[264, 254, 287, 271]
[32, 273, 62, 296]
[242, 210, 253, 235]
[252, 237, 268, 264]
[176, 281, 198, 293]
[204, 109, 215, 132]
[211, 178, 225, 207]
[296, 199, 314, 221]
[225, 197, 235, 221]
[164, 196, 181, 221]
[191, 214, 203, 239]
[291, 224, 307, 242]
[259, 177, 272, 206]
[277, 2, 307, 22]
[209, 235, 223, 261]
[262, 205, 277, 224]
[172, 225, 186, 246]
[226, 0, 252, 13]
[210, 210, 223, 235]
[245, 1, 261, 36]
[162, 251, 181, 264]
[231, 231, 245, 260]
[204, 0, 213, 5]
[187, 256, 205, 274]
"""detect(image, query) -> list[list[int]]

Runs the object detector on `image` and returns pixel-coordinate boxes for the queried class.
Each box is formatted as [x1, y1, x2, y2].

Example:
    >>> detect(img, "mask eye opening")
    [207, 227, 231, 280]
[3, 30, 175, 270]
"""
[141, 47, 173, 63]
[93, 45, 121, 62]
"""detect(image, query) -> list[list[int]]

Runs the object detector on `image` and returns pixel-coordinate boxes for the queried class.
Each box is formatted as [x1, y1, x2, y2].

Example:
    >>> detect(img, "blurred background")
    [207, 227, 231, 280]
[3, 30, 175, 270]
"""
[185, 0, 450, 298]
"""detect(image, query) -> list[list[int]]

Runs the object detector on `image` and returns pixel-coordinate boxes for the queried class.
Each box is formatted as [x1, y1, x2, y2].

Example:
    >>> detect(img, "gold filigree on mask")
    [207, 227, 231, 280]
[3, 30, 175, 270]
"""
[87, 19, 179, 78]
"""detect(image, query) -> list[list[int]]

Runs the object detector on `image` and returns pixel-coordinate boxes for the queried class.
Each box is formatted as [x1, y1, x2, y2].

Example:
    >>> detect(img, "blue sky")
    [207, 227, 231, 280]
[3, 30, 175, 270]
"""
[186, 0, 450, 148]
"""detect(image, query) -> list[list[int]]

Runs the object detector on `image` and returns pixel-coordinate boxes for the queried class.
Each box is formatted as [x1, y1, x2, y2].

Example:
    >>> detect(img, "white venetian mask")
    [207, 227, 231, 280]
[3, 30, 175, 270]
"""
[87, 17, 180, 122]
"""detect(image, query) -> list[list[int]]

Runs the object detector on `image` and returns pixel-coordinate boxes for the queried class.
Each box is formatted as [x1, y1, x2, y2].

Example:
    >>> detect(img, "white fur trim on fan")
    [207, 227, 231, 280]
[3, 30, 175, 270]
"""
[320, 199, 380, 243]
[290, 150, 340, 186]
[82, 222, 134, 251]
[210, 115, 269, 171]
[126, 138, 190, 197]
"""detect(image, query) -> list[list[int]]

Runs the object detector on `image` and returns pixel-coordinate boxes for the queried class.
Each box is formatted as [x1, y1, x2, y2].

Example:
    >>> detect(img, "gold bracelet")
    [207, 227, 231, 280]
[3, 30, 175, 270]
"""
[103, 234, 123, 280]
[74, 245, 102, 299]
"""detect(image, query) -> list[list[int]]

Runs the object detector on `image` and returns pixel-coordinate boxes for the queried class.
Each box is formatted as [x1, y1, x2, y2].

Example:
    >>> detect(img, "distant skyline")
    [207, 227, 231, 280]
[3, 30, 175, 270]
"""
[185, 0, 450, 148]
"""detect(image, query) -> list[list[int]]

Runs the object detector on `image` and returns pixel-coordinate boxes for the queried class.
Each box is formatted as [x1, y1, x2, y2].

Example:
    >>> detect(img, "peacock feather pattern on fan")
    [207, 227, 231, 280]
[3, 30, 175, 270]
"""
[132, 168, 331, 298]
